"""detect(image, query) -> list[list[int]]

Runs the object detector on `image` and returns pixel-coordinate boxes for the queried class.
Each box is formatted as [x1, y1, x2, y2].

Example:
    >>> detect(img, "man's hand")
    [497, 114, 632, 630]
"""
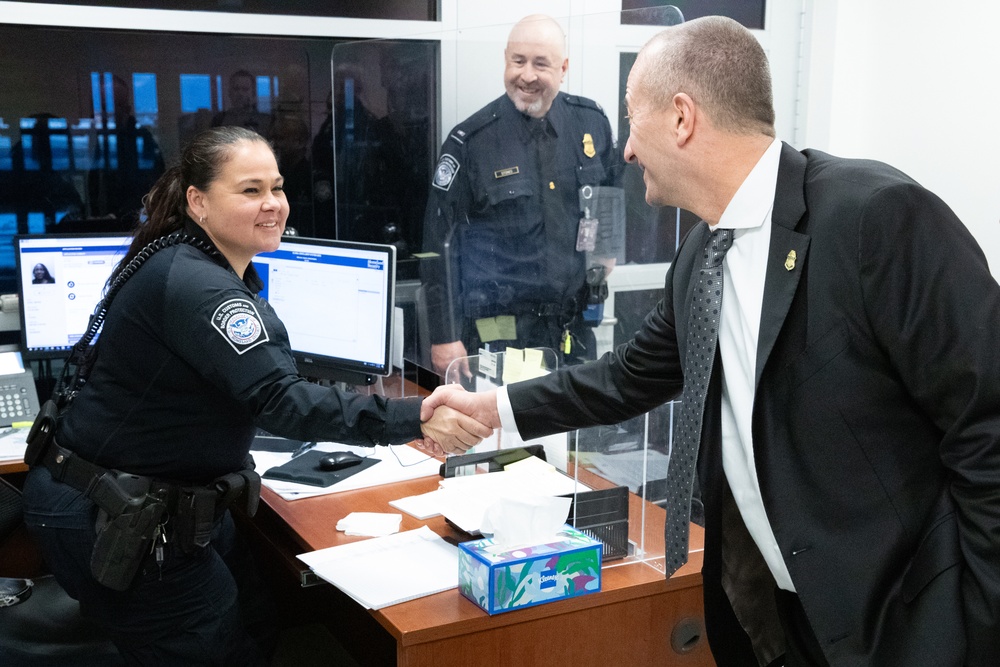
[419, 398, 493, 455]
[431, 341, 471, 379]
[421, 384, 501, 431]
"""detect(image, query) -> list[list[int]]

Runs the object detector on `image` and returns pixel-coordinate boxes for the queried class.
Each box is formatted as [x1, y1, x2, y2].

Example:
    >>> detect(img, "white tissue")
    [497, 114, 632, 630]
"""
[478, 495, 572, 548]
[335, 512, 402, 537]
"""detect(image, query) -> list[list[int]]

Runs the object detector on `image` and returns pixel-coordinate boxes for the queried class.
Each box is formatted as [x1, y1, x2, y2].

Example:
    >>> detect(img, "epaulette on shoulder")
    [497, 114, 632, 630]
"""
[447, 102, 501, 145]
[562, 93, 604, 114]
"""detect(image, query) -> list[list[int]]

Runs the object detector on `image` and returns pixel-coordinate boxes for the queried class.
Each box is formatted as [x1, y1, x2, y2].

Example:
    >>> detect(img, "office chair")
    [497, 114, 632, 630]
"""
[0, 477, 124, 665]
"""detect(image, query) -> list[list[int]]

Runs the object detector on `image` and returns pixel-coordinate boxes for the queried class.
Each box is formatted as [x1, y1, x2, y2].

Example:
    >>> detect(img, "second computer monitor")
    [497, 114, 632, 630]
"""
[251, 237, 396, 385]
[15, 232, 132, 359]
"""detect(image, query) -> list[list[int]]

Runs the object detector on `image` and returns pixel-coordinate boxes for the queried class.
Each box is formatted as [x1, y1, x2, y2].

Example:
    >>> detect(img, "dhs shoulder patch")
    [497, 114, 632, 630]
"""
[211, 298, 269, 354]
[432, 154, 460, 191]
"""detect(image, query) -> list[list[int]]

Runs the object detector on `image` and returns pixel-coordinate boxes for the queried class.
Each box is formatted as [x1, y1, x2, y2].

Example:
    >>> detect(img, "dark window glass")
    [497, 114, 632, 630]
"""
[617, 53, 699, 264]
[0, 24, 438, 293]
[15, 0, 437, 21]
[622, 0, 765, 29]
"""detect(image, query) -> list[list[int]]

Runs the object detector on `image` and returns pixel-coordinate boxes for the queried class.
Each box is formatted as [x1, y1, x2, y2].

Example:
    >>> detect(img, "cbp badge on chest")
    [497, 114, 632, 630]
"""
[211, 298, 269, 354]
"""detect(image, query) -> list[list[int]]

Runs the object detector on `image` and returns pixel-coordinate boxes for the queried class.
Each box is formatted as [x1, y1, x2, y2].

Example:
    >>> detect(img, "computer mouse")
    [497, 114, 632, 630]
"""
[317, 452, 364, 472]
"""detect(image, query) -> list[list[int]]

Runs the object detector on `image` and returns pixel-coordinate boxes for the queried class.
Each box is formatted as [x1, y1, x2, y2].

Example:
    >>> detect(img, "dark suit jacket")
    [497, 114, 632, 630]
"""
[507, 143, 1000, 666]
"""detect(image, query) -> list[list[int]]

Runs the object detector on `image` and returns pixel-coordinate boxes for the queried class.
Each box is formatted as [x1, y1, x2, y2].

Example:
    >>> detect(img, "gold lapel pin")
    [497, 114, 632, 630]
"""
[784, 249, 797, 271]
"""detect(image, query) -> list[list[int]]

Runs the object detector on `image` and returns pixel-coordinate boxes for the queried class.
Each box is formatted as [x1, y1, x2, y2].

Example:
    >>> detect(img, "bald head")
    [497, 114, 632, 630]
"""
[504, 14, 568, 118]
[633, 16, 775, 137]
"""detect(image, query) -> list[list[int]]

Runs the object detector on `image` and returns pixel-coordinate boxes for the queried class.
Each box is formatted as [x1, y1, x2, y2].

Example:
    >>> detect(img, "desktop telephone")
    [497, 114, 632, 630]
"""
[0, 370, 40, 428]
[0, 347, 40, 428]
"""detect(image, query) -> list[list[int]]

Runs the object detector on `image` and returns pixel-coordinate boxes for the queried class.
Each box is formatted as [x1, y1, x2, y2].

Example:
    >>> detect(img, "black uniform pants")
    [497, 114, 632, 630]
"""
[22, 465, 273, 666]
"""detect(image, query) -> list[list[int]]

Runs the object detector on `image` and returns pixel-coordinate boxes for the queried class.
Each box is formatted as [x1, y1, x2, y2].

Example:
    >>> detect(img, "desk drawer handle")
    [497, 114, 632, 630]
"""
[670, 616, 704, 654]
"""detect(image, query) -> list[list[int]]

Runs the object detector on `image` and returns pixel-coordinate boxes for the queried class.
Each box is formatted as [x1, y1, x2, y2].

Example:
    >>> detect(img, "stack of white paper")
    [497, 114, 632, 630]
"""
[388, 456, 586, 524]
[297, 526, 458, 609]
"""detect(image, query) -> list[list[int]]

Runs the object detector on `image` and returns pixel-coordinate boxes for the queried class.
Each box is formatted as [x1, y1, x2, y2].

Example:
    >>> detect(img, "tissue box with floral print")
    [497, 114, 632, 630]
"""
[458, 524, 602, 615]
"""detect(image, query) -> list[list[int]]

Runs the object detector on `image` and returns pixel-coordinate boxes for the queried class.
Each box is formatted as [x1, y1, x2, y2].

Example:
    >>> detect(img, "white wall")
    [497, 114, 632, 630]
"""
[800, 0, 1000, 274]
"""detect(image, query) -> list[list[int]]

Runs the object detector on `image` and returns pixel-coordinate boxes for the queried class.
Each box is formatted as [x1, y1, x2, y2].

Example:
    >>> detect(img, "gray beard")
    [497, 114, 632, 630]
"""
[514, 96, 545, 118]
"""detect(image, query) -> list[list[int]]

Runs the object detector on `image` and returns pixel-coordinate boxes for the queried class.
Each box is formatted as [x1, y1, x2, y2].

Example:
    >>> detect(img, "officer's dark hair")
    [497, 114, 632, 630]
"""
[112, 126, 273, 283]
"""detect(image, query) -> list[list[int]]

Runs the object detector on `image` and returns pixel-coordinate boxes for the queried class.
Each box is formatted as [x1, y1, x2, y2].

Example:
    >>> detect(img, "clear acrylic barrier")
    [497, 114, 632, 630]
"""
[332, 6, 686, 573]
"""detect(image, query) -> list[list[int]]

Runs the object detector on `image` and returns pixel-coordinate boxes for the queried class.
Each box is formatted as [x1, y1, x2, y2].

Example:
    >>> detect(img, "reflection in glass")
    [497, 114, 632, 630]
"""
[0, 24, 439, 294]
[329, 41, 438, 260]
[617, 52, 699, 264]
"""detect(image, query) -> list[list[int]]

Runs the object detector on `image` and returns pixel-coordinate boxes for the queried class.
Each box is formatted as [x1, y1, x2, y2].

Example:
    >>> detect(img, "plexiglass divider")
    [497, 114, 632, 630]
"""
[332, 6, 685, 573]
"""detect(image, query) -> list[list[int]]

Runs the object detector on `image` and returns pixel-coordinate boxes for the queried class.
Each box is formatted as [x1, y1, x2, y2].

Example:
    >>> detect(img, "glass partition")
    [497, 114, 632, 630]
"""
[337, 5, 690, 573]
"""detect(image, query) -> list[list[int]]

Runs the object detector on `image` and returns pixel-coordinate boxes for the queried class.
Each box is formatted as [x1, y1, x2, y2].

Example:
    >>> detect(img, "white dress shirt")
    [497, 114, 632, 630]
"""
[498, 138, 794, 590]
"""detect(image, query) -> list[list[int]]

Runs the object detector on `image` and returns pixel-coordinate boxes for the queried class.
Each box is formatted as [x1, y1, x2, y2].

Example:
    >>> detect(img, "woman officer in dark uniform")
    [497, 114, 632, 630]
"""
[21, 126, 488, 665]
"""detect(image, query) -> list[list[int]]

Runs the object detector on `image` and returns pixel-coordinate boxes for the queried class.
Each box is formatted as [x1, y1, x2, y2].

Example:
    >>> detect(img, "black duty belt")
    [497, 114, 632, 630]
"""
[467, 299, 580, 321]
[41, 440, 260, 521]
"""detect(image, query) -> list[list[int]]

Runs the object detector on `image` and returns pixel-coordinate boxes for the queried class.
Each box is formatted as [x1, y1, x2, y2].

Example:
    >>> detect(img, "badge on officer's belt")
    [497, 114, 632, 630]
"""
[582, 133, 596, 158]
[432, 154, 460, 191]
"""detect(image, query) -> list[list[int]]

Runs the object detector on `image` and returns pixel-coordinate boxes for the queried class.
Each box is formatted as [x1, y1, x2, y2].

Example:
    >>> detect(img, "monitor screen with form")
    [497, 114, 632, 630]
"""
[251, 236, 395, 385]
[15, 233, 132, 360]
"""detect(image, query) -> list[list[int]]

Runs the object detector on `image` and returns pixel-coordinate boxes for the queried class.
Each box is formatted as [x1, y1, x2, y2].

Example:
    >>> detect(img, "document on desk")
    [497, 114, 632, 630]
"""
[253, 442, 441, 501]
[433, 457, 587, 534]
[0, 427, 29, 462]
[297, 526, 458, 610]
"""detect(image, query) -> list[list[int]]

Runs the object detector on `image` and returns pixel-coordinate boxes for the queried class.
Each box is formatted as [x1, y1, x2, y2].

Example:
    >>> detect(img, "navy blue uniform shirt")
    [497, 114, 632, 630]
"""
[422, 92, 622, 346]
[60, 219, 422, 483]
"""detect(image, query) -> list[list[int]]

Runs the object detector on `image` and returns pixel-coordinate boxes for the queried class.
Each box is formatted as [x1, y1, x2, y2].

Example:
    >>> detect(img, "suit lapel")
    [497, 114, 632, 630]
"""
[755, 144, 810, 389]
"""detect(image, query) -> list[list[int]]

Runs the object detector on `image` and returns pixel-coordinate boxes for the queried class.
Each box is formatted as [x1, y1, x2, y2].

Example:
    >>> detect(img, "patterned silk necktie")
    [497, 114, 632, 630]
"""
[664, 227, 734, 576]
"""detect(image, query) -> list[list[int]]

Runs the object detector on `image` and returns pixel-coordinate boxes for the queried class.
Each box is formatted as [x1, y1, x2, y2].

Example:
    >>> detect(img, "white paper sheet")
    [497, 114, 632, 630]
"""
[297, 526, 458, 609]
[0, 427, 29, 462]
[434, 459, 587, 534]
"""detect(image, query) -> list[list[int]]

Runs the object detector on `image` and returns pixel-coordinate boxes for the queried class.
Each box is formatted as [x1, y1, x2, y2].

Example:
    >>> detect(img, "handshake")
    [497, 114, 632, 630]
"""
[416, 385, 501, 456]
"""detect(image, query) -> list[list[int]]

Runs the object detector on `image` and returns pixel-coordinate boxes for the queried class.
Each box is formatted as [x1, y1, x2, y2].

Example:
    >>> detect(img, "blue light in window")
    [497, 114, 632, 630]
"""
[0, 134, 10, 171]
[50, 133, 70, 171]
[103, 72, 116, 120]
[21, 136, 39, 171]
[133, 73, 158, 115]
[180, 74, 212, 113]
[27, 212, 46, 234]
[256, 76, 271, 113]
[91, 72, 102, 118]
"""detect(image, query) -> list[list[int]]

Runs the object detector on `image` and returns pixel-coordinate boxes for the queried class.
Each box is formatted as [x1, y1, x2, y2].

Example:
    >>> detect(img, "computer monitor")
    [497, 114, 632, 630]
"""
[14, 233, 132, 360]
[251, 236, 396, 385]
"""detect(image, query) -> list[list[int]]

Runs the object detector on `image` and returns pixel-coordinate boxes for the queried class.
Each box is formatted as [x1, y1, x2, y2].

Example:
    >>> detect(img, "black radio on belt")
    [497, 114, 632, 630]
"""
[582, 265, 609, 327]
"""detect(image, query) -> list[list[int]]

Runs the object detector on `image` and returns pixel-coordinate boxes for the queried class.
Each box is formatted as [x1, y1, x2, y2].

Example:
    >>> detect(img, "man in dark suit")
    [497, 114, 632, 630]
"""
[423, 15, 1000, 667]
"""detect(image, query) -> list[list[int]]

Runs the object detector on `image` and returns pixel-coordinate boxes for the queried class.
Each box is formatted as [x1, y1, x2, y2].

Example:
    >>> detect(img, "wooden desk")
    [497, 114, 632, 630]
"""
[0, 458, 27, 475]
[248, 468, 715, 667]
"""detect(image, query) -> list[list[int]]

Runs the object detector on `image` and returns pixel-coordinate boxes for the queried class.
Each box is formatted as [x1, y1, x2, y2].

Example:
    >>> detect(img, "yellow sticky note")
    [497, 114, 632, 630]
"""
[475, 317, 502, 343]
[521, 348, 547, 379]
[494, 316, 517, 340]
[475, 316, 517, 343]
[502, 348, 524, 384]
